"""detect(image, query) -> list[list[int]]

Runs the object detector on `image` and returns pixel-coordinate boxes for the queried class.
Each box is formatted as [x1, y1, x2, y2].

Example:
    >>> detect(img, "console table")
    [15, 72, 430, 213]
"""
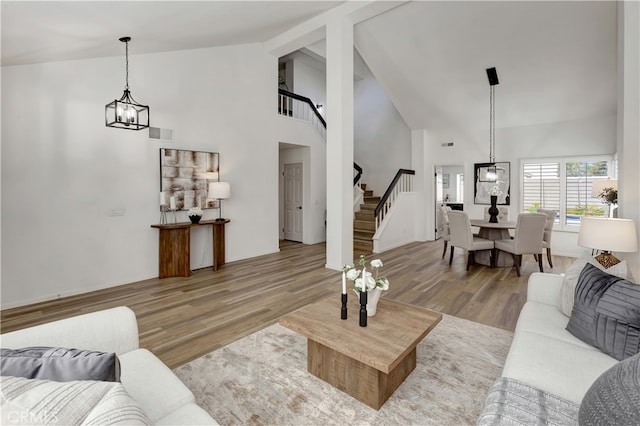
[150, 219, 230, 278]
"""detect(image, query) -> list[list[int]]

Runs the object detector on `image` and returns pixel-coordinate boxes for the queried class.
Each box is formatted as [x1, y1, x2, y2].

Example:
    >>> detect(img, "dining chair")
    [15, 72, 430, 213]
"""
[439, 206, 452, 259]
[483, 206, 510, 222]
[493, 213, 547, 276]
[447, 211, 495, 270]
[536, 208, 557, 268]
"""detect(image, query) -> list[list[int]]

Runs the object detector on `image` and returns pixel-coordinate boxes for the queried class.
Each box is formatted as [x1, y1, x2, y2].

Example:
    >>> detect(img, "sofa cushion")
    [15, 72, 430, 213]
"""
[515, 303, 597, 350]
[119, 348, 195, 422]
[560, 255, 628, 317]
[566, 263, 640, 360]
[579, 352, 640, 425]
[0, 346, 120, 382]
[501, 330, 618, 404]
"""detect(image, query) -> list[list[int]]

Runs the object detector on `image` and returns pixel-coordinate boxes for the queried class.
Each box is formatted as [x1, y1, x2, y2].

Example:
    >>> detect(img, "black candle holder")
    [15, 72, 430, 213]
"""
[341, 293, 348, 319]
[359, 291, 368, 327]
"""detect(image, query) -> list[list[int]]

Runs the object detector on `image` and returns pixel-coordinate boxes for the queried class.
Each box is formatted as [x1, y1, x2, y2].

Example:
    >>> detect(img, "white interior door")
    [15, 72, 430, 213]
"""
[283, 163, 303, 242]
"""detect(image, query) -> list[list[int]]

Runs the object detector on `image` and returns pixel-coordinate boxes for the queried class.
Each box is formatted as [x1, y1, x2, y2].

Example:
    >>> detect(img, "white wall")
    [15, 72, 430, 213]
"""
[354, 54, 412, 197]
[617, 1, 640, 281]
[278, 116, 327, 245]
[423, 115, 617, 256]
[373, 192, 417, 253]
[290, 55, 327, 118]
[1, 43, 280, 308]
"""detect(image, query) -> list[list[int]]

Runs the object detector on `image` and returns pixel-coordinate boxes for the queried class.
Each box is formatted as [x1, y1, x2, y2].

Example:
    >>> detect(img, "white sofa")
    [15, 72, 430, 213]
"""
[501, 272, 618, 404]
[1, 306, 217, 425]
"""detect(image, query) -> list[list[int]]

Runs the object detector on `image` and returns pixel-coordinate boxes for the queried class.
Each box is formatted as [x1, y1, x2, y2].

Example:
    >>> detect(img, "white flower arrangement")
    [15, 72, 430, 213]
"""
[188, 207, 203, 217]
[343, 255, 390, 294]
[489, 185, 504, 197]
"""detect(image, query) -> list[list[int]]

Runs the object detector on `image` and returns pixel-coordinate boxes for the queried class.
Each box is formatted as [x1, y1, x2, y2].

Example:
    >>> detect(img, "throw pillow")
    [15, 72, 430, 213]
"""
[0, 346, 120, 382]
[578, 352, 640, 425]
[566, 263, 640, 360]
[560, 255, 628, 317]
[0, 376, 150, 425]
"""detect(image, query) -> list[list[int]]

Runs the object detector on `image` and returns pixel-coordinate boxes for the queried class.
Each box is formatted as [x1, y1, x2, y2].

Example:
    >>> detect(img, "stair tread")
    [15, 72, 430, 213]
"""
[354, 183, 376, 252]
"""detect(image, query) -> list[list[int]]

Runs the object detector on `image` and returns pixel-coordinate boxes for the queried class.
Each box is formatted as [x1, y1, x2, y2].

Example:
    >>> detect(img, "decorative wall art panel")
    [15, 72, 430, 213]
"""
[160, 148, 219, 211]
[474, 162, 510, 205]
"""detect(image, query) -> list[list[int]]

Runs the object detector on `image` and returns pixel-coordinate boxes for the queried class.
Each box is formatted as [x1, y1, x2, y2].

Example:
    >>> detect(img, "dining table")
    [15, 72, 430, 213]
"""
[469, 219, 517, 267]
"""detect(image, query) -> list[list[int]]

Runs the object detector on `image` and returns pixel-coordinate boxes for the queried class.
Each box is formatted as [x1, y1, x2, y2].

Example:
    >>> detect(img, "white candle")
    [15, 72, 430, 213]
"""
[361, 266, 367, 292]
[160, 192, 166, 206]
[169, 196, 176, 210]
[342, 271, 346, 294]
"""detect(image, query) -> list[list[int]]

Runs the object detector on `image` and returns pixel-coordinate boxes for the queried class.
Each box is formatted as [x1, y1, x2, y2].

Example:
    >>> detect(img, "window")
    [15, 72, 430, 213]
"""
[521, 156, 613, 230]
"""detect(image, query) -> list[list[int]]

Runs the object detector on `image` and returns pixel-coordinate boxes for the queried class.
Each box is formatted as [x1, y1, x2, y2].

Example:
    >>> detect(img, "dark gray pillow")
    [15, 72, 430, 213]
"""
[566, 263, 640, 360]
[0, 347, 120, 382]
[579, 352, 640, 425]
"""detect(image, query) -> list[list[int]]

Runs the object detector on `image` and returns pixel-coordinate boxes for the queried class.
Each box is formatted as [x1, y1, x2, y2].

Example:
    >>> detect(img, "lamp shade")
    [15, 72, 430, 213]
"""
[208, 182, 230, 199]
[591, 179, 618, 197]
[578, 217, 638, 253]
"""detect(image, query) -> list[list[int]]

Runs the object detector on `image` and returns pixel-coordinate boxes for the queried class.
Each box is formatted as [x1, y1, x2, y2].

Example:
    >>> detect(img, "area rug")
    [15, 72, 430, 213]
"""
[173, 314, 513, 425]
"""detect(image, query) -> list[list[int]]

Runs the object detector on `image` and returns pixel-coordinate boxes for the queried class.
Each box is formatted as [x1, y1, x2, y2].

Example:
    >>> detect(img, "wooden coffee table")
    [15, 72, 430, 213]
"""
[279, 295, 442, 409]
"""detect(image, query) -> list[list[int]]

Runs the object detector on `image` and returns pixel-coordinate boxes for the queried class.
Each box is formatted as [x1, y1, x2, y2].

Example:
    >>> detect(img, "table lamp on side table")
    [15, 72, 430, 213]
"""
[578, 217, 638, 268]
[208, 182, 231, 221]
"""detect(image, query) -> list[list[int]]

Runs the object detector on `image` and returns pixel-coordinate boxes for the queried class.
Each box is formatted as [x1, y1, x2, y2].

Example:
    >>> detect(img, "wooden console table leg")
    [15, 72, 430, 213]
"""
[158, 227, 191, 278]
[212, 223, 226, 270]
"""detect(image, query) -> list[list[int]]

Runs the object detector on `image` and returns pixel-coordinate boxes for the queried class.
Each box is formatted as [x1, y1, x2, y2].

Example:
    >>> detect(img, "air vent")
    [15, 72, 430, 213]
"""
[149, 127, 173, 142]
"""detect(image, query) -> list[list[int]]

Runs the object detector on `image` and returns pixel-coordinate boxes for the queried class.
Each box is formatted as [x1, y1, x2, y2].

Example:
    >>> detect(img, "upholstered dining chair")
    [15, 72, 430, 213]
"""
[493, 213, 547, 276]
[536, 209, 557, 268]
[439, 206, 452, 259]
[483, 206, 510, 222]
[447, 211, 495, 270]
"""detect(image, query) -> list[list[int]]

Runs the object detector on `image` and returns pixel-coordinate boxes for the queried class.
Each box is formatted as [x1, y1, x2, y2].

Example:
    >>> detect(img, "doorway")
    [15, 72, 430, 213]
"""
[434, 164, 465, 239]
[283, 162, 303, 242]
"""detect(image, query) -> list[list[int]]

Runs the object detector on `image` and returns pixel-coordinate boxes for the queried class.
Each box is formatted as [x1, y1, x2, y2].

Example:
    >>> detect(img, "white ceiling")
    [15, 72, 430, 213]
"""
[354, 1, 618, 132]
[1, 1, 619, 135]
[0, 1, 342, 66]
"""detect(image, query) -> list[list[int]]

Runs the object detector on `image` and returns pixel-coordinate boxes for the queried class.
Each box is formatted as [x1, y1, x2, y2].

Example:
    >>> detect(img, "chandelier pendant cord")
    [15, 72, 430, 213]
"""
[489, 85, 495, 164]
[124, 40, 129, 91]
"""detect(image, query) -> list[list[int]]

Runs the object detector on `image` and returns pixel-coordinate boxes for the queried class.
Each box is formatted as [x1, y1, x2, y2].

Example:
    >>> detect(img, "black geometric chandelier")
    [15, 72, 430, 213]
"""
[105, 37, 149, 130]
[485, 67, 499, 181]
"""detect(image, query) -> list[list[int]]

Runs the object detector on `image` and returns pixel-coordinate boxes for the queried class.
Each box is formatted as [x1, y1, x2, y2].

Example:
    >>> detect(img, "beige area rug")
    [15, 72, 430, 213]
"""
[174, 314, 513, 426]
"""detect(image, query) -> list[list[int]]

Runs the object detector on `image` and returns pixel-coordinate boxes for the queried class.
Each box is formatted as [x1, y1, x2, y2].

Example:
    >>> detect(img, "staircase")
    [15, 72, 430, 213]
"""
[354, 184, 379, 256]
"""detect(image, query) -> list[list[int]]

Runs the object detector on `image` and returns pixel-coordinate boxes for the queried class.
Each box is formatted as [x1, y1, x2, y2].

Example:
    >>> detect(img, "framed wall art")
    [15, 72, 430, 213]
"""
[474, 161, 510, 205]
[160, 148, 219, 211]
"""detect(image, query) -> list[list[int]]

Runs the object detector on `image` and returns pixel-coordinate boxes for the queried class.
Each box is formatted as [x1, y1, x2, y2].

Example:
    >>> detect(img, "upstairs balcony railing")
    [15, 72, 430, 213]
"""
[278, 89, 326, 141]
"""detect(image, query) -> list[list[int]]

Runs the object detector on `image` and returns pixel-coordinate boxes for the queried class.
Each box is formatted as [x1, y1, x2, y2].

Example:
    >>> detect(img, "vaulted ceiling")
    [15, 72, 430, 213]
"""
[0, 1, 342, 66]
[2, 1, 618, 135]
[354, 1, 618, 133]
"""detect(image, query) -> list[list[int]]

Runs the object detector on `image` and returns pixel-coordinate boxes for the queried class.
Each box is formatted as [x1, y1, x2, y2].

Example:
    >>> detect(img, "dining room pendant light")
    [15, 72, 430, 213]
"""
[105, 37, 149, 130]
[485, 67, 499, 181]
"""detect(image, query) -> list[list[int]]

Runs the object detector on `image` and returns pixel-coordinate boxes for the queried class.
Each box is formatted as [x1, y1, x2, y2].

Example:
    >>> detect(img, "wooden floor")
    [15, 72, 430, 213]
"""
[0, 240, 573, 369]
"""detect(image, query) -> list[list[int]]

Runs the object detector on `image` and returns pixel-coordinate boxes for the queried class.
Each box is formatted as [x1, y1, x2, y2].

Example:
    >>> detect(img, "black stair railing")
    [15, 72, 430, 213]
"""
[374, 169, 416, 218]
[354, 162, 363, 186]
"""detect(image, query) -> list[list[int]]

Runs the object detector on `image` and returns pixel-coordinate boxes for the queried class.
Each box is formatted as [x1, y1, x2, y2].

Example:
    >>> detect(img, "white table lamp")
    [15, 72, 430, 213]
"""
[578, 217, 638, 268]
[208, 182, 231, 221]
